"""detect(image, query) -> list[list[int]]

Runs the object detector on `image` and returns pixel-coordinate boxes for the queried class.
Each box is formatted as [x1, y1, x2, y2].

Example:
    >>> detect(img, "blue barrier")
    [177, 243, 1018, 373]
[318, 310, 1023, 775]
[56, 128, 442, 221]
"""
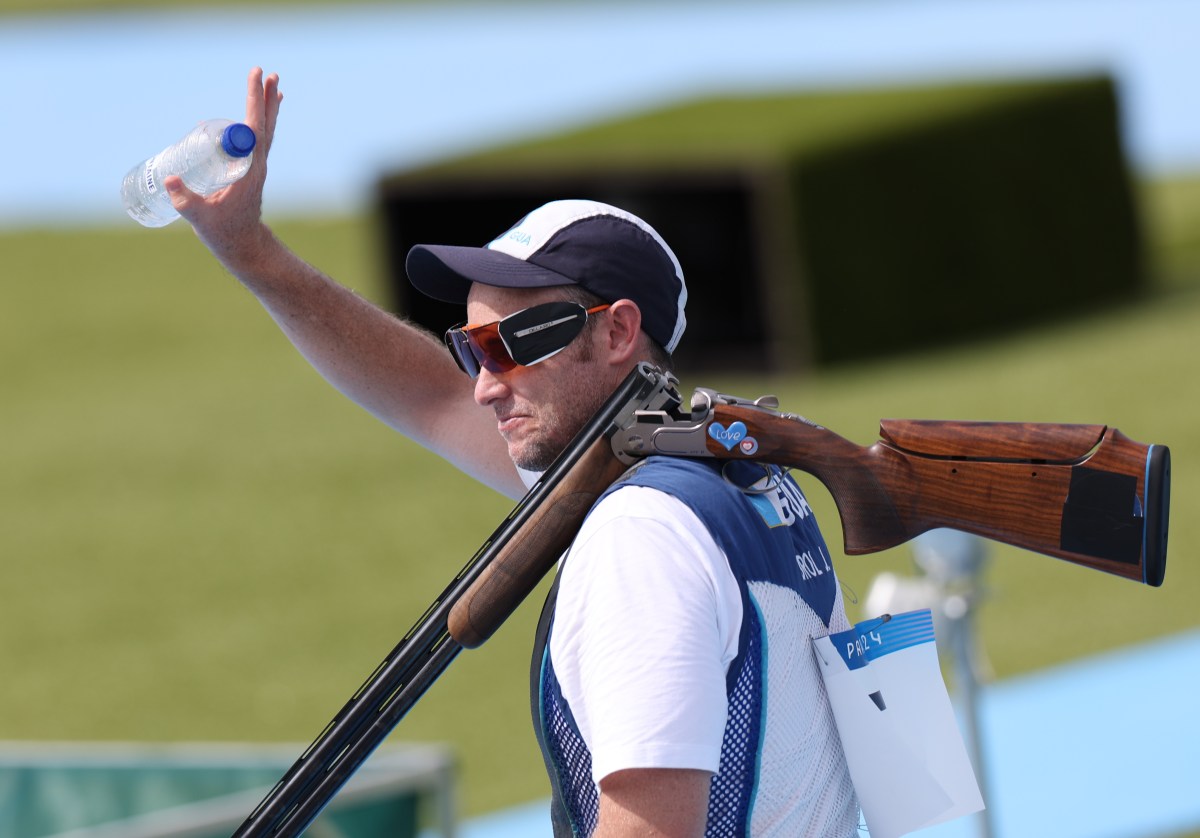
[438, 628, 1200, 838]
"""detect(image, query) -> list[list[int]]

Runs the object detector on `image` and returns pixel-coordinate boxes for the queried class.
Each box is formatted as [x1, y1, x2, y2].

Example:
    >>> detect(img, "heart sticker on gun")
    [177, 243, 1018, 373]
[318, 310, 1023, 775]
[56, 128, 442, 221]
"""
[708, 421, 749, 451]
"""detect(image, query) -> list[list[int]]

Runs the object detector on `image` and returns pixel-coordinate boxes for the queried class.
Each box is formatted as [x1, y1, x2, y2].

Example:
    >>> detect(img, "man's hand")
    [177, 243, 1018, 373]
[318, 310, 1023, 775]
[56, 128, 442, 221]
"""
[596, 768, 712, 837]
[164, 67, 283, 273]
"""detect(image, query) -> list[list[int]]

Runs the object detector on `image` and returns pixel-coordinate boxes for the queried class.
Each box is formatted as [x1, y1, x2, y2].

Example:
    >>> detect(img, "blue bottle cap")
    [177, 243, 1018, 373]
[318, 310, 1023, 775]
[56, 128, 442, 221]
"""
[221, 123, 257, 158]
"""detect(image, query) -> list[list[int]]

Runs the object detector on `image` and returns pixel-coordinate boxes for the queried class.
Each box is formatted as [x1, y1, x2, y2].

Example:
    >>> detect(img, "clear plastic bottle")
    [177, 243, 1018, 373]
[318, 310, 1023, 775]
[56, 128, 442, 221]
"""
[121, 118, 256, 227]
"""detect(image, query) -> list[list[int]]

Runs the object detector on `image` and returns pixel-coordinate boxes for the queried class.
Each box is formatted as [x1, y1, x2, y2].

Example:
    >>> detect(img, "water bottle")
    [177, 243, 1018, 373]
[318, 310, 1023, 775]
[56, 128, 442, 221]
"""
[121, 118, 256, 227]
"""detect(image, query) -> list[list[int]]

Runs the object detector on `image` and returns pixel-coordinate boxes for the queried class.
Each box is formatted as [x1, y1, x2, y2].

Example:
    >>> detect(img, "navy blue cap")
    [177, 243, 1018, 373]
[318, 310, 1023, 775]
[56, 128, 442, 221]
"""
[406, 199, 688, 353]
[221, 123, 256, 158]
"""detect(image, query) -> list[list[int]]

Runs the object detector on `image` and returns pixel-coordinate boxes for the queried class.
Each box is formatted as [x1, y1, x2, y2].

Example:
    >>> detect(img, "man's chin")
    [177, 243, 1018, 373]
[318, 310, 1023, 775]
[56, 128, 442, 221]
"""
[509, 441, 562, 473]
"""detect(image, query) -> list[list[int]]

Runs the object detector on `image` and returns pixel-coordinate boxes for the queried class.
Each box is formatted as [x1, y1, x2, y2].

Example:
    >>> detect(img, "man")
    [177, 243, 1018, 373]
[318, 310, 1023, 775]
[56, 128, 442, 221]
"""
[168, 68, 860, 837]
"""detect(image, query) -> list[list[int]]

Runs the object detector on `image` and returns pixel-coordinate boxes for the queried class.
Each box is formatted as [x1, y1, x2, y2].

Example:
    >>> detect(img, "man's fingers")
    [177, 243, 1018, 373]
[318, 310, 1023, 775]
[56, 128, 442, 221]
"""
[164, 175, 198, 215]
[245, 66, 264, 129]
[263, 72, 283, 147]
[244, 67, 282, 158]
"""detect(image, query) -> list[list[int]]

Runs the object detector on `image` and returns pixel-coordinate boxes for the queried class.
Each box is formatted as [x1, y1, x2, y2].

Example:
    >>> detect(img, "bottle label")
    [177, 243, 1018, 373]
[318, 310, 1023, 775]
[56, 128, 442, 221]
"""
[143, 160, 158, 195]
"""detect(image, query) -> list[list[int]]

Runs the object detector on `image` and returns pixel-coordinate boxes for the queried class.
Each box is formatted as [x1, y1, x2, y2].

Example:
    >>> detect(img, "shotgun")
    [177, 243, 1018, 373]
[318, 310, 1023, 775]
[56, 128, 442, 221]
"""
[451, 365, 1169, 647]
[236, 363, 1170, 835]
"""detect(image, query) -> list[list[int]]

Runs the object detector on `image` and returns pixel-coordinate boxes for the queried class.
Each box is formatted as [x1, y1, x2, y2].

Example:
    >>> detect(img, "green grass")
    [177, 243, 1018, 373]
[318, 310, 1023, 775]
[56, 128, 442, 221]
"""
[2, 174, 1199, 824]
[1140, 174, 1200, 289]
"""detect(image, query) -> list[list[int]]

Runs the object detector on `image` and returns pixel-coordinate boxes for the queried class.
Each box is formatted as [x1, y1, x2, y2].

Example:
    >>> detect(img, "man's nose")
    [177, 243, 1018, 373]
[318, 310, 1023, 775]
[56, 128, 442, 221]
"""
[473, 366, 509, 407]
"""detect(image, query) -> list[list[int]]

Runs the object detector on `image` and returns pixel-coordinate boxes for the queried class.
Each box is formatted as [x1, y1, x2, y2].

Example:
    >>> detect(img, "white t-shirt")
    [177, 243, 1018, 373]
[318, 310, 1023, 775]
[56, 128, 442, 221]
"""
[548, 485, 743, 783]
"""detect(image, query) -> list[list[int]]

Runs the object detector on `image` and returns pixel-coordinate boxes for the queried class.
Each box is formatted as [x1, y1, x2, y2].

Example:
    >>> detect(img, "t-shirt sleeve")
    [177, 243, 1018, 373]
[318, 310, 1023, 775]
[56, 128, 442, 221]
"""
[548, 484, 743, 784]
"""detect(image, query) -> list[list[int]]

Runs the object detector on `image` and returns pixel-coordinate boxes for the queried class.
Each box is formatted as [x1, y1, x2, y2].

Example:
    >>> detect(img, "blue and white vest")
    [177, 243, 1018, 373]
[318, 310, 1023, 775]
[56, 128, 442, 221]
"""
[531, 456, 859, 837]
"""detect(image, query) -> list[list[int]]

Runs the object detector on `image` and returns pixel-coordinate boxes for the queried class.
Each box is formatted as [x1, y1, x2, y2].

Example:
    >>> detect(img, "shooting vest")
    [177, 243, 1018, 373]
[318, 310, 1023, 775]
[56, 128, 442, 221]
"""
[530, 457, 860, 837]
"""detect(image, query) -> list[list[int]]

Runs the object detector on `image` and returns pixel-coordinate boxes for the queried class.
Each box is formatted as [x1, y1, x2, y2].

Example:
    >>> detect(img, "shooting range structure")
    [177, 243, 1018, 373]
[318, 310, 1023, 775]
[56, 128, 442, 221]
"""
[0, 742, 454, 838]
[377, 74, 1144, 371]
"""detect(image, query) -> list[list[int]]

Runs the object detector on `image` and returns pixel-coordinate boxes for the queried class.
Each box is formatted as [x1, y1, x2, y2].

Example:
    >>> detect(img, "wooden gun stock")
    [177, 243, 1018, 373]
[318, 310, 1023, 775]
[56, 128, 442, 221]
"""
[704, 406, 1171, 586]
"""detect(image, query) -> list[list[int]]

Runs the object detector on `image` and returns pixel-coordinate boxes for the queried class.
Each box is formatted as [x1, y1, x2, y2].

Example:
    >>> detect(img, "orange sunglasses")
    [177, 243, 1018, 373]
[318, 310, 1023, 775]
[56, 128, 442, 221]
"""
[444, 301, 611, 377]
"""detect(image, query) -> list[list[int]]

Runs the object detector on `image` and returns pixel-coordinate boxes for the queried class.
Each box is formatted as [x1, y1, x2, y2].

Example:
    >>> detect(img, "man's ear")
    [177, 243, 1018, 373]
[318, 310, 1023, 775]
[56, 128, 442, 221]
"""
[604, 299, 644, 363]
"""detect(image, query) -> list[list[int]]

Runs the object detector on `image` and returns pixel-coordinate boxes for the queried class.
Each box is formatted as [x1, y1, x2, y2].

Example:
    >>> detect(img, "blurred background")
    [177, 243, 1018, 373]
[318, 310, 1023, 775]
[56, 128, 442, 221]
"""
[1, 1, 1197, 836]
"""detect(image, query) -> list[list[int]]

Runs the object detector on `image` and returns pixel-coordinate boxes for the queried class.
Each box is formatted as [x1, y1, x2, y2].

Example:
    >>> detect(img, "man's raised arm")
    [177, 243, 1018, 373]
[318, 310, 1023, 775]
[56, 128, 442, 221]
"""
[163, 68, 522, 498]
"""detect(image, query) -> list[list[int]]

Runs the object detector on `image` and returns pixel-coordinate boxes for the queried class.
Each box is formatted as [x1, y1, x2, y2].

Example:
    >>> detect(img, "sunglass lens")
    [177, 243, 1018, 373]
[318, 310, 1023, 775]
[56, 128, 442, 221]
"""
[446, 322, 519, 378]
[445, 329, 480, 377]
[470, 326, 517, 373]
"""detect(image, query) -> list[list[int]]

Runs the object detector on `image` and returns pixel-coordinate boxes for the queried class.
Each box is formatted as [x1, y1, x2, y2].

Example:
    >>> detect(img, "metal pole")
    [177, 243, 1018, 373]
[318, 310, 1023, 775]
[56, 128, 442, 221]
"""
[911, 529, 993, 838]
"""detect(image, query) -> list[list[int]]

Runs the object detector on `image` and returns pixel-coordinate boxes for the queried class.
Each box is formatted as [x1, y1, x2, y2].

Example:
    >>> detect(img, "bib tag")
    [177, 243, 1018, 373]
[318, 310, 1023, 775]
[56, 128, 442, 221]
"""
[813, 609, 985, 837]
